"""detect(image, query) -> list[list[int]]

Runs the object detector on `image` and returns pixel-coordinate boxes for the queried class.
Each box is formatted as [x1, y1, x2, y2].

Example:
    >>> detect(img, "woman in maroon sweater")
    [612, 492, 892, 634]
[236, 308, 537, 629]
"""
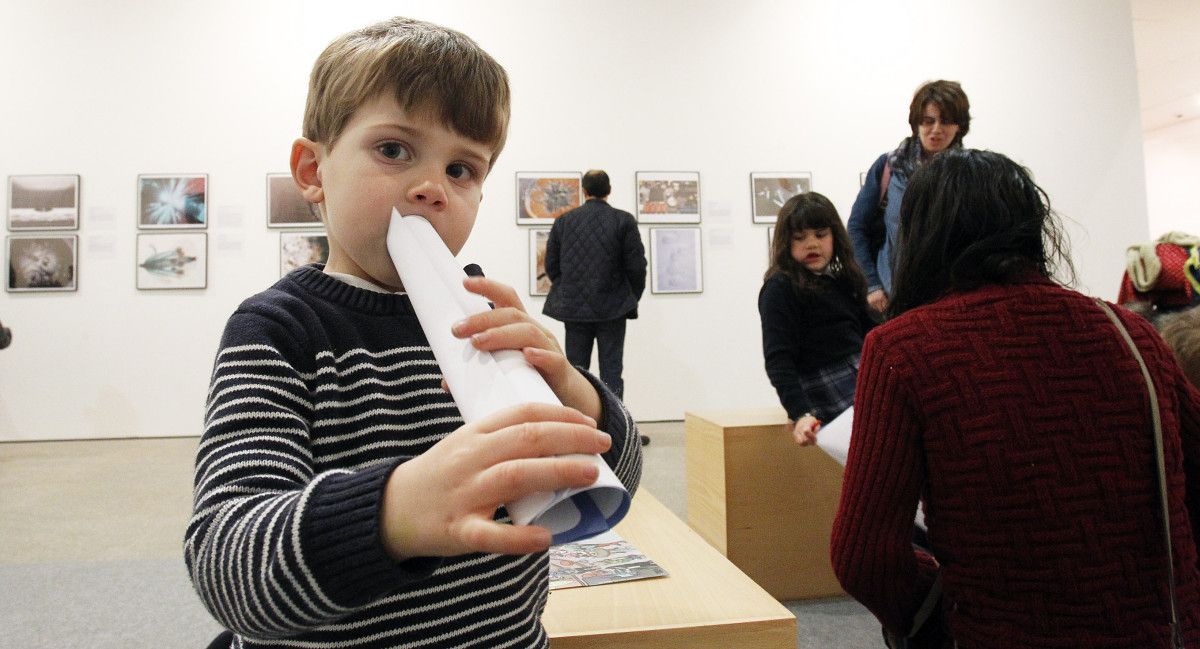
[831, 149, 1200, 648]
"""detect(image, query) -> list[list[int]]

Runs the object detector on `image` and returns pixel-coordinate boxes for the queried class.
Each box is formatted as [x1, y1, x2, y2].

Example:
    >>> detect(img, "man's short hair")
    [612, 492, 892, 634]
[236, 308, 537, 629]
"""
[582, 170, 611, 198]
[303, 17, 510, 165]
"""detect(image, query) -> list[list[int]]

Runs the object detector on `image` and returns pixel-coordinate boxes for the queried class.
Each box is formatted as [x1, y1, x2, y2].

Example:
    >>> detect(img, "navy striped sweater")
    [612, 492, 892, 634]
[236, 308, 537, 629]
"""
[185, 265, 643, 648]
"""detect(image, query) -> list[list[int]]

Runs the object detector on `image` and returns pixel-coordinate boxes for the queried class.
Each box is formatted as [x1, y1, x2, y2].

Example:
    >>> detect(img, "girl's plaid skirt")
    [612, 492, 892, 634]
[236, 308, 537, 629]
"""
[799, 353, 859, 421]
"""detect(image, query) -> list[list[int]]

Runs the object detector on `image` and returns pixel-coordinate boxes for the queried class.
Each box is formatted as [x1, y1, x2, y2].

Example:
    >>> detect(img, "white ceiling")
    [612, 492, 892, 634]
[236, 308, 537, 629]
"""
[1132, 0, 1200, 131]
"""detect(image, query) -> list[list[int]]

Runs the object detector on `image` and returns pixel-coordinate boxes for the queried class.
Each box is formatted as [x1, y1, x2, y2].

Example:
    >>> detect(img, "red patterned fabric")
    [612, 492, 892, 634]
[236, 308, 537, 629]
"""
[1118, 243, 1195, 307]
[832, 279, 1200, 648]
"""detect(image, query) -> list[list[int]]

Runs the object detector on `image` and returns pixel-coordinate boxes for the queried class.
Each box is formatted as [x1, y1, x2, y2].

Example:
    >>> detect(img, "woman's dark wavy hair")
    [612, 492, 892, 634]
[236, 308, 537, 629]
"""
[765, 192, 869, 303]
[887, 148, 1074, 318]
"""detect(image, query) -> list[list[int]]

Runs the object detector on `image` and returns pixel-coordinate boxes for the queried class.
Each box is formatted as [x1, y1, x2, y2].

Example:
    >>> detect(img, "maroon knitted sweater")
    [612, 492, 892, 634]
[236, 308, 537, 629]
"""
[831, 279, 1200, 648]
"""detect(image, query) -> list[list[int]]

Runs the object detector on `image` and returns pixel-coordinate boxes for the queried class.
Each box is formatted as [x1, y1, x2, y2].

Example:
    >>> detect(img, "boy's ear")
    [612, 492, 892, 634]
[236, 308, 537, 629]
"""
[290, 138, 325, 204]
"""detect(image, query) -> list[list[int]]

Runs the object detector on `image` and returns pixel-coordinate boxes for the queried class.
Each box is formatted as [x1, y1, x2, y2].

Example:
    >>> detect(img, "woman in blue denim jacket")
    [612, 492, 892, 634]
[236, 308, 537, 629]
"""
[847, 80, 971, 313]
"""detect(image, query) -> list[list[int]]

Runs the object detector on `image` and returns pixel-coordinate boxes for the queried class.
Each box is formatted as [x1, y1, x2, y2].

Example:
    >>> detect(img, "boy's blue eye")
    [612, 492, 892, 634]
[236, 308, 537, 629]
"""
[447, 163, 474, 181]
[377, 142, 411, 161]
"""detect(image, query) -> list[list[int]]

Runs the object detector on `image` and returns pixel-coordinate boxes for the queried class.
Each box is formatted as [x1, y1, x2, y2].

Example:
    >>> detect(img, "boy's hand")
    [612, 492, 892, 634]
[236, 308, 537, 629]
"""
[380, 403, 611, 558]
[452, 276, 602, 422]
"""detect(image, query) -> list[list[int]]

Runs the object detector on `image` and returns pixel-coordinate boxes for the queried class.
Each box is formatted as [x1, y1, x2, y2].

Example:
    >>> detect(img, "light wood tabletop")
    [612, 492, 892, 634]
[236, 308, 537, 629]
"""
[543, 489, 796, 649]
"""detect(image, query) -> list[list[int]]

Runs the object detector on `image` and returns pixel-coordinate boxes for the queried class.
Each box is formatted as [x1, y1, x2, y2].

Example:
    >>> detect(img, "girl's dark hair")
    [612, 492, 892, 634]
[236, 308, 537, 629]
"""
[887, 148, 1074, 318]
[765, 192, 869, 303]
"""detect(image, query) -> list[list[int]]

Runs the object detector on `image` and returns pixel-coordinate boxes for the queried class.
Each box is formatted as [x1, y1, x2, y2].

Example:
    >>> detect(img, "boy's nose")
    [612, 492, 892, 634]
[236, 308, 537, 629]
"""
[407, 179, 447, 209]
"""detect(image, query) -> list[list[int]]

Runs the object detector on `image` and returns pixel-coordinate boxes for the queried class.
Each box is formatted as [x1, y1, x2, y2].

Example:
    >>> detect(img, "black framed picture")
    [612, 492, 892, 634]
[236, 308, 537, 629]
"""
[137, 174, 208, 229]
[7, 234, 77, 292]
[516, 172, 582, 225]
[750, 172, 811, 224]
[7, 174, 80, 231]
[136, 232, 208, 290]
[636, 171, 700, 224]
[266, 173, 322, 228]
[649, 226, 703, 294]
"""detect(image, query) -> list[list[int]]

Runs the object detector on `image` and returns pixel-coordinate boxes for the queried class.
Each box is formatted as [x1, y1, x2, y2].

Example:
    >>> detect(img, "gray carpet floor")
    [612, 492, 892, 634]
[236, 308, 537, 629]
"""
[0, 422, 879, 648]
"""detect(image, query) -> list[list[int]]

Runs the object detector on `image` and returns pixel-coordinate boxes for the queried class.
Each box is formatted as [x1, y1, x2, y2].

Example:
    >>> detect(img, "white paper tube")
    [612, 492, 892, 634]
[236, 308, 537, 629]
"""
[385, 210, 630, 543]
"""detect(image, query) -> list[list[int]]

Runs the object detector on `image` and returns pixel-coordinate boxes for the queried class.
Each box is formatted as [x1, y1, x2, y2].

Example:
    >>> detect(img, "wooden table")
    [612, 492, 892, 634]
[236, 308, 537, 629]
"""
[543, 490, 795, 648]
[685, 407, 846, 600]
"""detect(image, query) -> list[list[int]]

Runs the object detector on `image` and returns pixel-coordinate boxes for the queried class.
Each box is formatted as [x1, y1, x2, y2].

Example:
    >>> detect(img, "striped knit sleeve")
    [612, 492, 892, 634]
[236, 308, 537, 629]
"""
[184, 309, 433, 639]
[829, 327, 938, 635]
[580, 369, 642, 496]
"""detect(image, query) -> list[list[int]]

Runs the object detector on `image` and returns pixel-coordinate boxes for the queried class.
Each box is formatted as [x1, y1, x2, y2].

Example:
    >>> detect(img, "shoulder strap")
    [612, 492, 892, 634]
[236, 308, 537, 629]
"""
[1094, 299, 1184, 649]
[879, 160, 892, 207]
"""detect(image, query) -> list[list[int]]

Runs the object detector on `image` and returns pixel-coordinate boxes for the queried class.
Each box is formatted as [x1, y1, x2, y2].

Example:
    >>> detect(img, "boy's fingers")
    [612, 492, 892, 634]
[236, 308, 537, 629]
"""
[472, 402, 596, 434]
[523, 347, 570, 374]
[477, 456, 600, 505]
[463, 276, 525, 312]
[479, 421, 610, 466]
[451, 306, 529, 337]
[457, 518, 552, 556]
[467, 322, 553, 353]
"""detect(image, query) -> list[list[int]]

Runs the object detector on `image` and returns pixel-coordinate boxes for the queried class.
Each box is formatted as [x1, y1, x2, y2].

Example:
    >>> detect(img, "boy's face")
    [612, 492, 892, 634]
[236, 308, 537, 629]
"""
[300, 93, 494, 290]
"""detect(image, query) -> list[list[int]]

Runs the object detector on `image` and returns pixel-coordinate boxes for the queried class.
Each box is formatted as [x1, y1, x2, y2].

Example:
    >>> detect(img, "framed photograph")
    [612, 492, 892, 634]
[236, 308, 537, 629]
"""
[516, 172, 582, 225]
[7, 174, 80, 231]
[138, 174, 207, 229]
[136, 232, 207, 290]
[750, 172, 811, 224]
[280, 231, 329, 276]
[528, 227, 552, 296]
[7, 234, 77, 292]
[636, 171, 700, 224]
[266, 173, 322, 228]
[649, 227, 703, 294]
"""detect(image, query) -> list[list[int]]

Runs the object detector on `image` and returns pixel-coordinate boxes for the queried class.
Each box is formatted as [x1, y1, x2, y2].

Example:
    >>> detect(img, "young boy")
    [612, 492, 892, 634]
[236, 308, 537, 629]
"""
[185, 17, 642, 649]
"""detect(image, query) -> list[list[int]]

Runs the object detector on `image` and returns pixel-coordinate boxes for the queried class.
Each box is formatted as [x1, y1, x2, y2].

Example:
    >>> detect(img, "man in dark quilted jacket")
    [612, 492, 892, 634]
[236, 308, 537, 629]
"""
[543, 169, 646, 406]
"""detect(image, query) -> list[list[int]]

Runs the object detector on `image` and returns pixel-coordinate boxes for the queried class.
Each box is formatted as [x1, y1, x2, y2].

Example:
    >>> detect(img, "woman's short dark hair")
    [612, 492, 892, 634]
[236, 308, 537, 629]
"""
[887, 149, 1073, 317]
[582, 169, 611, 198]
[765, 192, 868, 303]
[908, 80, 971, 144]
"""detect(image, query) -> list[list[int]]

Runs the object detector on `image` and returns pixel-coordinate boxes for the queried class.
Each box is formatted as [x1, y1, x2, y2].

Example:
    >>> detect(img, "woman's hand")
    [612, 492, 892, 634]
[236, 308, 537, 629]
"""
[791, 414, 822, 446]
[867, 289, 889, 313]
[451, 276, 602, 422]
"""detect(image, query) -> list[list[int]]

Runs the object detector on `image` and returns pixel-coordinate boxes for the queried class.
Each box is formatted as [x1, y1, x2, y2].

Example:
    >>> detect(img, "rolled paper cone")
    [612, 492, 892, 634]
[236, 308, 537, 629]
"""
[385, 210, 630, 543]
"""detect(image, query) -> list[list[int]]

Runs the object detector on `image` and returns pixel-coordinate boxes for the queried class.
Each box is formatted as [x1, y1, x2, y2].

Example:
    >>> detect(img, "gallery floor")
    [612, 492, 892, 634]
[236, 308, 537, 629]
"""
[0, 422, 880, 648]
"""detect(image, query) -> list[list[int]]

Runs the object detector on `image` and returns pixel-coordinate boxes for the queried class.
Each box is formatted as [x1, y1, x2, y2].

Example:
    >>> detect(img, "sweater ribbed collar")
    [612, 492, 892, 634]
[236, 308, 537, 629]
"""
[287, 264, 416, 317]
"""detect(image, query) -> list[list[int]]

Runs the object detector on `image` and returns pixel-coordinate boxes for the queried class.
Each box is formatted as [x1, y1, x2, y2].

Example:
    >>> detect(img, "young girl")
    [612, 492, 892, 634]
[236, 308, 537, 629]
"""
[758, 192, 878, 445]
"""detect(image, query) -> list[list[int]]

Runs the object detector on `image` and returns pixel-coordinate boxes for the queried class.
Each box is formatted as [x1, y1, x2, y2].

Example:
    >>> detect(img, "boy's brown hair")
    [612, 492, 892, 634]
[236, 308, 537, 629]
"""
[303, 17, 510, 165]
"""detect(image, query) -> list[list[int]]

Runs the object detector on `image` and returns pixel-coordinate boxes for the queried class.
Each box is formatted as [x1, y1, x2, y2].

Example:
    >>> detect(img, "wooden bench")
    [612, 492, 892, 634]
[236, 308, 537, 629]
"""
[685, 407, 845, 600]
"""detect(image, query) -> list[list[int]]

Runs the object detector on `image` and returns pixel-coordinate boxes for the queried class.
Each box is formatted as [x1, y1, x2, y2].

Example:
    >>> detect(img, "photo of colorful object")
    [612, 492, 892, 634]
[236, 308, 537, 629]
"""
[516, 172, 582, 224]
[280, 232, 329, 276]
[7, 174, 80, 231]
[750, 172, 812, 224]
[635, 172, 700, 224]
[138, 174, 207, 229]
[7, 235, 77, 292]
[136, 232, 207, 290]
[529, 227, 551, 296]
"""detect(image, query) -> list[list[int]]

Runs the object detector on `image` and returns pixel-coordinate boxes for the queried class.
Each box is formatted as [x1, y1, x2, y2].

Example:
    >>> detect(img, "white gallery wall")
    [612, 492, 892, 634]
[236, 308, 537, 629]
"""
[0, 0, 1147, 441]
[1144, 118, 1200, 236]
